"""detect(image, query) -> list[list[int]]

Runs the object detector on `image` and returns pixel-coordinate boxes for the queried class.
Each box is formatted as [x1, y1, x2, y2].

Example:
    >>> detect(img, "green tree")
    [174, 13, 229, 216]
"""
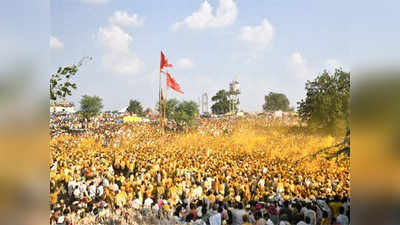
[173, 101, 199, 125]
[127, 99, 144, 116]
[297, 68, 350, 133]
[211, 90, 231, 114]
[263, 92, 290, 112]
[157, 99, 199, 125]
[157, 98, 180, 119]
[50, 56, 92, 101]
[79, 95, 103, 119]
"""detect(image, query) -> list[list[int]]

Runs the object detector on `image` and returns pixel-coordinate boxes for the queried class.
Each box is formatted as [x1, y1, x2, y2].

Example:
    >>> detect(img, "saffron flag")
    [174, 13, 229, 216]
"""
[160, 51, 173, 72]
[165, 72, 184, 94]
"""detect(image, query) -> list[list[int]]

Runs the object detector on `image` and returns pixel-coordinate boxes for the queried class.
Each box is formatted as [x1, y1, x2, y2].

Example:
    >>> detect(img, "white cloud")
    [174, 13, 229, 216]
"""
[49, 36, 64, 49]
[292, 52, 305, 65]
[109, 11, 144, 27]
[96, 25, 144, 75]
[172, 0, 238, 30]
[239, 19, 274, 50]
[176, 58, 194, 69]
[81, 0, 108, 4]
[291, 52, 310, 79]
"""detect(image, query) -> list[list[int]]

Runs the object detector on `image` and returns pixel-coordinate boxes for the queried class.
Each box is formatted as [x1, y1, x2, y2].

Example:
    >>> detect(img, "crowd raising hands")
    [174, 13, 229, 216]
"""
[50, 113, 350, 225]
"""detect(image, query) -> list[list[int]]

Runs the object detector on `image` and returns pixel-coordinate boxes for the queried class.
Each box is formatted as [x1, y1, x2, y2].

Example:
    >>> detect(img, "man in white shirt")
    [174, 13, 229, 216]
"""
[209, 207, 222, 225]
[88, 182, 96, 199]
[77, 181, 87, 199]
[67, 179, 76, 196]
[152, 202, 159, 217]
[108, 166, 114, 175]
[103, 177, 109, 188]
[133, 197, 142, 210]
[96, 184, 104, 198]
[193, 185, 203, 200]
[112, 182, 119, 192]
[144, 197, 154, 209]
[231, 203, 246, 225]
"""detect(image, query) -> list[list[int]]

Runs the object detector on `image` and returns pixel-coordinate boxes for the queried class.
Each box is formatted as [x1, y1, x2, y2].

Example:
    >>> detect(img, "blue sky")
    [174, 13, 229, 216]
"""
[49, 0, 400, 112]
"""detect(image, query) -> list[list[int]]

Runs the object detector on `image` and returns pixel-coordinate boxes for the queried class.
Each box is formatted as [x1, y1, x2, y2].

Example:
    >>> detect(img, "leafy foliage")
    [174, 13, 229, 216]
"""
[127, 99, 144, 116]
[263, 92, 290, 112]
[173, 101, 199, 125]
[158, 99, 199, 125]
[157, 98, 180, 119]
[79, 95, 103, 120]
[211, 89, 234, 114]
[50, 66, 78, 101]
[49, 56, 92, 101]
[297, 68, 350, 133]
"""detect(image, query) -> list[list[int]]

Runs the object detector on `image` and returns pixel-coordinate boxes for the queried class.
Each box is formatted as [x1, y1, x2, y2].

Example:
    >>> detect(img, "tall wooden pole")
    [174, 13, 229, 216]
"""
[164, 70, 168, 132]
[159, 70, 163, 132]
[159, 71, 161, 107]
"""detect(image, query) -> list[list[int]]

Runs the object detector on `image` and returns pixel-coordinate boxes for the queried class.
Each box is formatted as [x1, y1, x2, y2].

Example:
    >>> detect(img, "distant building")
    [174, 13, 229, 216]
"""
[229, 77, 240, 114]
[201, 92, 209, 115]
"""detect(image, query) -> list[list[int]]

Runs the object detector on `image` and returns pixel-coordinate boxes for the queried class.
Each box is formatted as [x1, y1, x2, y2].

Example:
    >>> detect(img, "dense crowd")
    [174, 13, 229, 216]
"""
[50, 113, 124, 137]
[50, 114, 350, 225]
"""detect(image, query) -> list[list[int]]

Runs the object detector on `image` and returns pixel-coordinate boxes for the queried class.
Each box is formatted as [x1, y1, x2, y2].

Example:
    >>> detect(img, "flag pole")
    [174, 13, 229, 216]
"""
[159, 69, 163, 132]
[164, 70, 168, 132]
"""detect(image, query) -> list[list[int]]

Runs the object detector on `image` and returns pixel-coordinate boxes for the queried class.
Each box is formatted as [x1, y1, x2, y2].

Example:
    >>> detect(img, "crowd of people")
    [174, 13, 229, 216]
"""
[50, 113, 350, 225]
[50, 112, 126, 137]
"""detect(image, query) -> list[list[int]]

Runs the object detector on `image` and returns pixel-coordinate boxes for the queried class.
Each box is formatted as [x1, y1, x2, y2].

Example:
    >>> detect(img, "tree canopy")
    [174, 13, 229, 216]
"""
[211, 89, 232, 115]
[158, 98, 199, 125]
[79, 95, 103, 120]
[127, 99, 144, 116]
[297, 68, 350, 133]
[263, 92, 290, 112]
[173, 101, 199, 125]
[157, 98, 180, 119]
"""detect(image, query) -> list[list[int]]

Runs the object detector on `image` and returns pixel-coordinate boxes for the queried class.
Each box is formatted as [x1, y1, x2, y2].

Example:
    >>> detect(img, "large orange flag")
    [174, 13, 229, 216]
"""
[165, 72, 184, 94]
[160, 51, 173, 72]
